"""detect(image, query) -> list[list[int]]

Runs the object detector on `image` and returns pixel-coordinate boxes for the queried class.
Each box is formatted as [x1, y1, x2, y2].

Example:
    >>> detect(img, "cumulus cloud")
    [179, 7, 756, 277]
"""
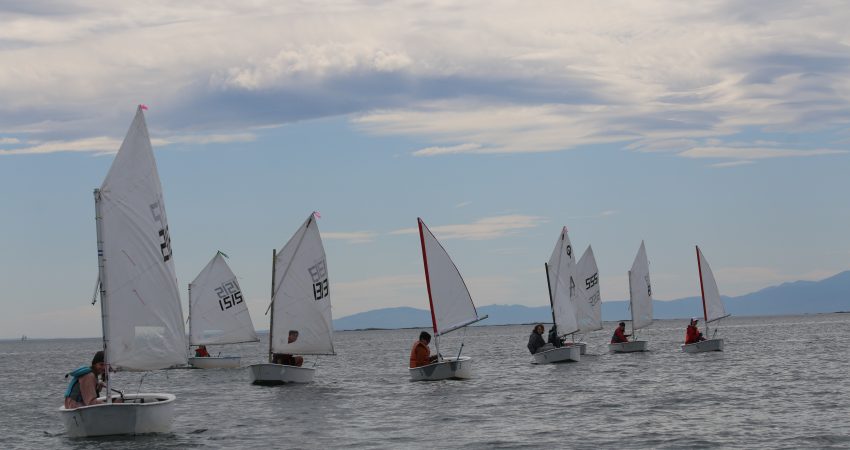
[1, 0, 849, 165]
[392, 214, 546, 240]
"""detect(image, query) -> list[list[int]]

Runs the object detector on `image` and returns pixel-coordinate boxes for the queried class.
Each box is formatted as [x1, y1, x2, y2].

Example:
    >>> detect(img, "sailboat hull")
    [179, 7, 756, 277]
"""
[248, 363, 315, 385]
[59, 393, 176, 438]
[532, 346, 580, 364]
[566, 342, 587, 355]
[609, 340, 648, 353]
[682, 338, 724, 353]
[409, 356, 473, 381]
[188, 356, 241, 369]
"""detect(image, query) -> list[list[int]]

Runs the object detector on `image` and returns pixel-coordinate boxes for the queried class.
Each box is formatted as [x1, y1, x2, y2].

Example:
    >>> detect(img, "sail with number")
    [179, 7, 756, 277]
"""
[189, 252, 258, 346]
[575, 245, 602, 332]
[270, 213, 334, 355]
[96, 106, 186, 371]
[629, 241, 653, 330]
[696, 246, 729, 323]
[546, 227, 579, 336]
[418, 218, 484, 335]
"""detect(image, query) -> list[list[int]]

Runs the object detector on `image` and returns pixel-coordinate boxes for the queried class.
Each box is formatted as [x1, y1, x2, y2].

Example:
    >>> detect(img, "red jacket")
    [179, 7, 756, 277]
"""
[409, 341, 432, 368]
[610, 327, 629, 344]
[685, 325, 703, 344]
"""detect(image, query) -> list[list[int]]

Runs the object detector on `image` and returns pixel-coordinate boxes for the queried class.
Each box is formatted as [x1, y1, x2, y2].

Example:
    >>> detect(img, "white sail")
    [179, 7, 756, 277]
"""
[189, 252, 258, 345]
[418, 218, 482, 335]
[97, 106, 186, 371]
[547, 227, 579, 335]
[629, 241, 653, 330]
[270, 214, 334, 355]
[575, 245, 602, 332]
[697, 246, 728, 323]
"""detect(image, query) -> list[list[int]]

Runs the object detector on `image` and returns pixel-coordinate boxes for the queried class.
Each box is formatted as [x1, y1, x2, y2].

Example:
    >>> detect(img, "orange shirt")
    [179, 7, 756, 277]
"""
[409, 341, 432, 368]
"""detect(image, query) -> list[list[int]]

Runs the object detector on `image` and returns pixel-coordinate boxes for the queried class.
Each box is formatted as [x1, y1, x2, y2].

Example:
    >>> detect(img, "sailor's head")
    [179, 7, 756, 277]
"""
[534, 324, 544, 334]
[419, 331, 431, 344]
[691, 317, 699, 325]
[288, 330, 299, 343]
[618, 322, 626, 329]
[91, 350, 106, 375]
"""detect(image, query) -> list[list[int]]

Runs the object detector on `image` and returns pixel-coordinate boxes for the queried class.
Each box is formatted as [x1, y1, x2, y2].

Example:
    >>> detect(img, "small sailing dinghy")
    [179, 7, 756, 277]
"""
[249, 212, 334, 384]
[188, 252, 259, 369]
[610, 241, 652, 353]
[409, 218, 488, 381]
[59, 105, 186, 438]
[535, 227, 581, 364]
[682, 246, 730, 353]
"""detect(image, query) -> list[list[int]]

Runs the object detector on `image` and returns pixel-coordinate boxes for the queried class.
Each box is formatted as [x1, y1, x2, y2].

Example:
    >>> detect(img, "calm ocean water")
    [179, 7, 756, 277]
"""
[2, 314, 849, 449]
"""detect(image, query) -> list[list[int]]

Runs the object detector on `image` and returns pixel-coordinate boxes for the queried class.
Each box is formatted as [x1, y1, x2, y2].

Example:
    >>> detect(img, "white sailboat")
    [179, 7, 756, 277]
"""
[610, 241, 652, 353]
[248, 212, 334, 384]
[188, 251, 259, 369]
[571, 245, 601, 354]
[409, 218, 488, 381]
[534, 227, 581, 364]
[682, 246, 730, 353]
[59, 105, 186, 437]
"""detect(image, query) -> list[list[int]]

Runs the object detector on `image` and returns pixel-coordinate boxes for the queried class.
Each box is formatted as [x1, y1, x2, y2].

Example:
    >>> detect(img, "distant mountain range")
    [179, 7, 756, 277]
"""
[333, 270, 850, 330]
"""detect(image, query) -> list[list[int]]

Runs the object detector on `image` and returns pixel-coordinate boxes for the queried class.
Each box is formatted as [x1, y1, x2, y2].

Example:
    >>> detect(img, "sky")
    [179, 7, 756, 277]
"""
[1, 0, 849, 339]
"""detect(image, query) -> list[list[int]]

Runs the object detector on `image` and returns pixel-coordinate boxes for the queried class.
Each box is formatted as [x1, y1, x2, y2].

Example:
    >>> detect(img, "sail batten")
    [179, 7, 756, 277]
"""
[270, 214, 334, 355]
[417, 218, 482, 335]
[189, 252, 258, 346]
[97, 107, 187, 371]
[629, 241, 653, 330]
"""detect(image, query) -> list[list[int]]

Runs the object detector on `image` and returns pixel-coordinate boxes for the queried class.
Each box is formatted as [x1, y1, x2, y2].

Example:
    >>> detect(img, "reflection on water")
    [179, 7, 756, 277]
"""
[3, 314, 850, 449]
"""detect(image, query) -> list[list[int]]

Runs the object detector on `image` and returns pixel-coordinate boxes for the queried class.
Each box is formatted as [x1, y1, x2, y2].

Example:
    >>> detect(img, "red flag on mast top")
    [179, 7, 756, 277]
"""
[139, 104, 149, 111]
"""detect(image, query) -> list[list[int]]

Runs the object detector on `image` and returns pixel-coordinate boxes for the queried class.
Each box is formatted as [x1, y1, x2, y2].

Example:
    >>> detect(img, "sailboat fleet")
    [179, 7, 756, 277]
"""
[59, 106, 732, 437]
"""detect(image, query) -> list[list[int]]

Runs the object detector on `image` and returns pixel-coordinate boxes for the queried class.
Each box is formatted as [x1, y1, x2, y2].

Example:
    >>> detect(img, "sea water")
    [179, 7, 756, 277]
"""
[2, 314, 849, 449]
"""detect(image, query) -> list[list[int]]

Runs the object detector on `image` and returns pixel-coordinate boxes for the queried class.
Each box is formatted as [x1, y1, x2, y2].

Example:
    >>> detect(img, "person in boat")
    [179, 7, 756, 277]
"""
[272, 330, 304, 367]
[194, 345, 210, 357]
[547, 324, 563, 348]
[610, 321, 631, 344]
[685, 318, 707, 344]
[410, 331, 440, 368]
[527, 324, 548, 354]
[64, 351, 110, 409]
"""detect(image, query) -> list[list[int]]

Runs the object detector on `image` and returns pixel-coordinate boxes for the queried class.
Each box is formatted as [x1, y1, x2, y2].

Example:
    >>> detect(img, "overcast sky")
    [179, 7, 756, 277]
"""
[2, 0, 849, 338]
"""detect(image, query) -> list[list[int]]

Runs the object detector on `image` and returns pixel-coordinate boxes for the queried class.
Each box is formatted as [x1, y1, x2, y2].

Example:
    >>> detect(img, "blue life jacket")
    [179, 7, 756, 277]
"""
[64, 366, 92, 399]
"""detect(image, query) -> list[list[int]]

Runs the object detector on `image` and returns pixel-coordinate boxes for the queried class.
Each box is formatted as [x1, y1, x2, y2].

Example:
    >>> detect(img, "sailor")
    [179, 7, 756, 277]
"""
[610, 321, 631, 343]
[409, 331, 439, 367]
[194, 345, 210, 357]
[64, 351, 107, 409]
[547, 324, 563, 348]
[272, 330, 304, 366]
[527, 324, 547, 354]
[685, 318, 707, 344]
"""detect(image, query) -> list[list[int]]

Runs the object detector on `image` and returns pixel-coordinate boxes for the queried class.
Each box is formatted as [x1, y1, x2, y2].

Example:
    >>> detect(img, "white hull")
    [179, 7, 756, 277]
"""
[609, 340, 648, 353]
[59, 393, 176, 438]
[565, 342, 586, 355]
[532, 346, 580, 364]
[409, 356, 473, 381]
[188, 356, 241, 369]
[248, 363, 315, 385]
[682, 338, 724, 353]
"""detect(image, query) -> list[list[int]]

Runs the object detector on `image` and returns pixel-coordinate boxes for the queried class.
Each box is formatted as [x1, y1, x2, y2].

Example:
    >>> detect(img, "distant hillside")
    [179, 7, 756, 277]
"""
[333, 270, 850, 330]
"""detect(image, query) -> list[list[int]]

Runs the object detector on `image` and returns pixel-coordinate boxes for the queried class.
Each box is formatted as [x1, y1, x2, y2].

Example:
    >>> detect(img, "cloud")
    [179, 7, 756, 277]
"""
[321, 231, 378, 244]
[1, 0, 850, 164]
[0, 132, 256, 156]
[0, 137, 20, 145]
[392, 214, 546, 240]
[455, 201, 472, 208]
[679, 146, 846, 160]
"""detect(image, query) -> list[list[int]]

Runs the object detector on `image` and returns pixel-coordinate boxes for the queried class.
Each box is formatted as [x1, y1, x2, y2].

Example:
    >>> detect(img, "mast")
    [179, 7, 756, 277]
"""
[544, 263, 556, 326]
[696, 246, 710, 336]
[94, 188, 112, 404]
[628, 269, 635, 338]
[268, 249, 276, 362]
[418, 218, 438, 334]
[187, 283, 192, 347]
